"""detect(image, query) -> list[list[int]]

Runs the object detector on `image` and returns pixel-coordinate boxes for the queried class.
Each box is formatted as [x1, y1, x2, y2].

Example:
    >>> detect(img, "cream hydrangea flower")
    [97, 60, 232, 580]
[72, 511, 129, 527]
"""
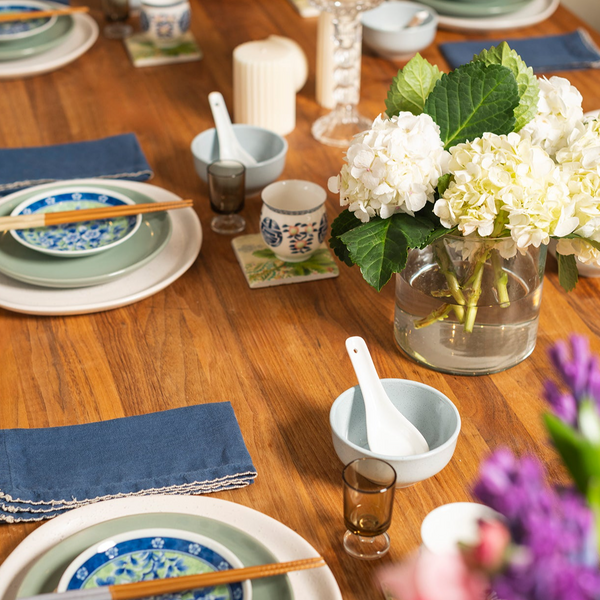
[556, 238, 600, 266]
[521, 76, 584, 158]
[434, 132, 574, 254]
[328, 112, 450, 222]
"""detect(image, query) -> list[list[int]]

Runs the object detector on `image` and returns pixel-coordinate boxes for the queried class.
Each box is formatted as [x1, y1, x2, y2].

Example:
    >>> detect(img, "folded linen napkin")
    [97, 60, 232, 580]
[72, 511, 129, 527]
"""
[0, 133, 153, 196]
[440, 29, 600, 73]
[0, 403, 257, 523]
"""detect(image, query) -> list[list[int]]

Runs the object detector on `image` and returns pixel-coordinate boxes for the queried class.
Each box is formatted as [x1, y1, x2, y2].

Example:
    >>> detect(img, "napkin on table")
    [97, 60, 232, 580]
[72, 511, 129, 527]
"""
[0, 133, 153, 196]
[440, 29, 600, 73]
[0, 402, 257, 523]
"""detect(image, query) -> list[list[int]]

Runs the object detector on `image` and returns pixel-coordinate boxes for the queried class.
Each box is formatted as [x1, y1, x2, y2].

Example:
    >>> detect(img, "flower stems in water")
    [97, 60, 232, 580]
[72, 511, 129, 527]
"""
[433, 241, 465, 323]
[492, 249, 510, 308]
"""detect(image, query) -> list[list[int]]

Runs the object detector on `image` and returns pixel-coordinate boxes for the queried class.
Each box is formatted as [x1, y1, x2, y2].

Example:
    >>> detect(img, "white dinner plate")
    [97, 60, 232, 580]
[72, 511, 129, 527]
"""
[437, 0, 559, 32]
[0, 178, 202, 315]
[0, 6, 98, 79]
[0, 495, 343, 600]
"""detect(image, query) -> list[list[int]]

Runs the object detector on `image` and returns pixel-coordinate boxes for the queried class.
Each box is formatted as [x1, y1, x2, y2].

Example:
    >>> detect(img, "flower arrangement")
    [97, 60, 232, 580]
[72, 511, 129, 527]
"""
[376, 335, 600, 600]
[328, 45, 600, 333]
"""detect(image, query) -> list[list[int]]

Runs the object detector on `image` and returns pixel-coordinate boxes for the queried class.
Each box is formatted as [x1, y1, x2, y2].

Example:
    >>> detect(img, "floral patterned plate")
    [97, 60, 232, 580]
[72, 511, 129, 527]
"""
[57, 528, 251, 600]
[10, 186, 142, 257]
[0, 0, 56, 41]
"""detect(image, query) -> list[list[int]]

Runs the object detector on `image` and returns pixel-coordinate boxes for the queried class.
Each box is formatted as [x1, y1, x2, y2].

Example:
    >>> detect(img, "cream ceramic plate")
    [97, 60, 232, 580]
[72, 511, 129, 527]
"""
[0, 495, 342, 600]
[437, 0, 559, 32]
[0, 178, 202, 315]
[0, 5, 98, 79]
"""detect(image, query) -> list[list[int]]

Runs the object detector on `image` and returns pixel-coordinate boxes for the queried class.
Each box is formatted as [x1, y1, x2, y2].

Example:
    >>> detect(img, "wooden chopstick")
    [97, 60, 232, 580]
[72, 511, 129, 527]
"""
[0, 6, 89, 22]
[0, 199, 194, 232]
[18, 556, 326, 600]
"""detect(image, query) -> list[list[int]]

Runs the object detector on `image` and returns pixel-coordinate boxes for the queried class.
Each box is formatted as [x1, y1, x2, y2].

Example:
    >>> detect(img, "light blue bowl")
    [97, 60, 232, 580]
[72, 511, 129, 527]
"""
[191, 124, 288, 196]
[330, 378, 460, 487]
[362, 1, 438, 60]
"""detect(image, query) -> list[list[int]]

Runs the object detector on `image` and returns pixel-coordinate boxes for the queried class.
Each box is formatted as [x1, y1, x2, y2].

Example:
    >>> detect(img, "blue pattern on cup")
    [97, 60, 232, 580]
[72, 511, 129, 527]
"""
[261, 217, 283, 248]
[318, 213, 328, 244]
[179, 8, 190, 33]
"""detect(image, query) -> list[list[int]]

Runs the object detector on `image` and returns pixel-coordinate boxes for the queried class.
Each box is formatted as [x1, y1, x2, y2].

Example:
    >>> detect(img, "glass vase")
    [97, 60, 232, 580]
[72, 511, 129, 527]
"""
[393, 235, 547, 376]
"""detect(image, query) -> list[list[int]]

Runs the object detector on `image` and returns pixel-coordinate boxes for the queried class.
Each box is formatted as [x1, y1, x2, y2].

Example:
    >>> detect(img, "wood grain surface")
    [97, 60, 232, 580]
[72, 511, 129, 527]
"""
[1, 1, 600, 598]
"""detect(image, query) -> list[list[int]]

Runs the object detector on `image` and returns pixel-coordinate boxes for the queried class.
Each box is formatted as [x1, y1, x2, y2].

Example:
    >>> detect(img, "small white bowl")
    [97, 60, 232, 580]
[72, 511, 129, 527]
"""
[421, 502, 502, 555]
[10, 186, 142, 258]
[362, 1, 438, 60]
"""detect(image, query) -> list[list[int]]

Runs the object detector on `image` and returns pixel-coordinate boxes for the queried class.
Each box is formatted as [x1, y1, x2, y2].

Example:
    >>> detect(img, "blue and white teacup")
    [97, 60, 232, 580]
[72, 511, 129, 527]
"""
[140, 0, 190, 48]
[260, 180, 328, 263]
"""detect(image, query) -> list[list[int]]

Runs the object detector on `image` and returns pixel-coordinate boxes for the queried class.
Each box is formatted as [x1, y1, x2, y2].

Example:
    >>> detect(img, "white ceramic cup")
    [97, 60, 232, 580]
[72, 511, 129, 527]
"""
[260, 180, 328, 263]
[140, 0, 190, 48]
[420, 502, 502, 555]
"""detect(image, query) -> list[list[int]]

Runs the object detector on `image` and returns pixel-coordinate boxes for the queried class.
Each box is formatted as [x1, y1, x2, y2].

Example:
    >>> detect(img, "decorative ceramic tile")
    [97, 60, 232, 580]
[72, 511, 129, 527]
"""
[124, 31, 202, 67]
[232, 233, 339, 289]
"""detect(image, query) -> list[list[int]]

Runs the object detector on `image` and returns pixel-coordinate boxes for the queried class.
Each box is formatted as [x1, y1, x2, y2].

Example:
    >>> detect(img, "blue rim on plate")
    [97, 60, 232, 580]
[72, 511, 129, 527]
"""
[10, 187, 142, 257]
[0, 1, 56, 41]
[57, 528, 250, 600]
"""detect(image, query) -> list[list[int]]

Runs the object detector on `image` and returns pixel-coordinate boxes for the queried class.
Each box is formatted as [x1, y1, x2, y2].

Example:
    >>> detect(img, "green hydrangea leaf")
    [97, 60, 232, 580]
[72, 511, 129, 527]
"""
[385, 54, 442, 117]
[329, 209, 363, 266]
[436, 173, 453, 197]
[557, 252, 579, 292]
[339, 213, 436, 291]
[424, 62, 519, 149]
[473, 42, 539, 132]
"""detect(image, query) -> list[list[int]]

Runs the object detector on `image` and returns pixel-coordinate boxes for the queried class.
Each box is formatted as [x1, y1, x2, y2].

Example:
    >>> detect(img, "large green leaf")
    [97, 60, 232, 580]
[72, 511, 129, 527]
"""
[385, 54, 442, 117]
[423, 62, 519, 149]
[339, 213, 435, 291]
[329, 209, 363, 266]
[557, 252, 579, 292]
[473, 42, 539, 132]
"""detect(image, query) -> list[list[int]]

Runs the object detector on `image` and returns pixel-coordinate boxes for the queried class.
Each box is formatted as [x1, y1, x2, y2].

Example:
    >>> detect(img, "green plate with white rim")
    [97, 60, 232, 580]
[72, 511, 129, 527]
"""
[418, 0, 532, 17]
[0, 13, 73, 61]
[0, 183, 172, 288]
[17, 512, 293, 600]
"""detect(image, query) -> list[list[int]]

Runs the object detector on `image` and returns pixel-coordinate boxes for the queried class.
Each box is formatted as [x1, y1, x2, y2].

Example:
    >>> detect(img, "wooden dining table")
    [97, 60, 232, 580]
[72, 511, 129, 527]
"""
[1, 0, 600, 598]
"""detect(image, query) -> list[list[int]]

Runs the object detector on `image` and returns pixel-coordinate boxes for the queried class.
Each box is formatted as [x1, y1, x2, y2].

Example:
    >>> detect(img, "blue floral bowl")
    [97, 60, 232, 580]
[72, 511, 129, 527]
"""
[57, 528, 251, 600]
[10, 187, 142, 257]
[0, 0, 57, 41]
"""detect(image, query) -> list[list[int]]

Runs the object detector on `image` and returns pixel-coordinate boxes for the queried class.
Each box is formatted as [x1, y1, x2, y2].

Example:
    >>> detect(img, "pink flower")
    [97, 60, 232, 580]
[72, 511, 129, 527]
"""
[468, 519, 510, 572]
[377, 549, 489, 600]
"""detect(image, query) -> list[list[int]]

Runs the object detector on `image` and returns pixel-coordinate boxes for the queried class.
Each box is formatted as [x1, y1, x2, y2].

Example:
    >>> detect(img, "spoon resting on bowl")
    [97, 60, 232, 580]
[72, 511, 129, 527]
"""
[345, 336, 429, 457]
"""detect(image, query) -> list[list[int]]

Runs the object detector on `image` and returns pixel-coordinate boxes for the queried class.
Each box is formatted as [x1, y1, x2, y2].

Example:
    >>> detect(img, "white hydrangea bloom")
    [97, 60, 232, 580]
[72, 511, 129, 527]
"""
[328, 112, 450, 222]
[521, 76, 584, 158]
[434, 132, 574, 251]
[556, 238, 600, 267]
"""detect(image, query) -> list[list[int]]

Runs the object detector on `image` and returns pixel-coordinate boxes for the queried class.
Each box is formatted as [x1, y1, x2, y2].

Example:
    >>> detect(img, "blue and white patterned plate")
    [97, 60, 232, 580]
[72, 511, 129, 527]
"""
[10, 186, 142, 257]
[57, 528, 251, 600]
[0, 0, 56, 41]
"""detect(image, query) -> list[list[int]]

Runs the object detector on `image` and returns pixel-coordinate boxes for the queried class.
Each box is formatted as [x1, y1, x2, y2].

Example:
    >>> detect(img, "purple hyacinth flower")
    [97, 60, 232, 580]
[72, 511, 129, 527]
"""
[544, 380, 577, 426]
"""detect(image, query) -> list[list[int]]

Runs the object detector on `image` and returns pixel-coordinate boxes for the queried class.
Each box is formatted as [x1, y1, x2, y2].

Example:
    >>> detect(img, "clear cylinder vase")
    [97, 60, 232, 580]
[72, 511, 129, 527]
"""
[393, 235, 547, 376]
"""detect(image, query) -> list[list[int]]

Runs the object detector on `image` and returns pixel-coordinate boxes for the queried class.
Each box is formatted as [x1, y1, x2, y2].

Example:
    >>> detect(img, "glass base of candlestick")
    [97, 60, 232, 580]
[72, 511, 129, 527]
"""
[312, 105, 374, 148]
[343, 531, 391, 560]
[211, 214, 246, 235]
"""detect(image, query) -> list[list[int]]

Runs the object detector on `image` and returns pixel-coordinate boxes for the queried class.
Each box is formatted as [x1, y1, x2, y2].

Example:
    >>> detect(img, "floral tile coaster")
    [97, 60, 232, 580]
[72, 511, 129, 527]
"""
[232, 234, 339, 289]
[124, 32, 203, 67]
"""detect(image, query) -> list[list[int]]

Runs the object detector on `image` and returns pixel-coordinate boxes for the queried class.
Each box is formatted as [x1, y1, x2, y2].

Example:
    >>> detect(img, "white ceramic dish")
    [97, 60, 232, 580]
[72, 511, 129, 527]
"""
[10, 186, 142, 257]
[57, 527, 251, 599]
[0, 178, 202, 315]
[0, 0, 56, 41]
[0, 495, 342, 600]
[437, 0, 559, 32]
[0, 6, 98, 79]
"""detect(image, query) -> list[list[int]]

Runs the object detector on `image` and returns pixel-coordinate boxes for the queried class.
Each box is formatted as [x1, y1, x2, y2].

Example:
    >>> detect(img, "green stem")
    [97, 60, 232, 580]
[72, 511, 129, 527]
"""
[415, 303, 453, 329]
[432, 241, 465, 323]
[464, 254, 486, 334]
[491, 250, 510, 308]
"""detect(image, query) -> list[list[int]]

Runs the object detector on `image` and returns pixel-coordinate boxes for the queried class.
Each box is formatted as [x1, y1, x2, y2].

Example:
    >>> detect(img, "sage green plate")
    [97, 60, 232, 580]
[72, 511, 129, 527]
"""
[0, 183, 172, 288]
[17, 512, 293, 600]
[418, 0, 532, 16]
[0, 15, 73, 61]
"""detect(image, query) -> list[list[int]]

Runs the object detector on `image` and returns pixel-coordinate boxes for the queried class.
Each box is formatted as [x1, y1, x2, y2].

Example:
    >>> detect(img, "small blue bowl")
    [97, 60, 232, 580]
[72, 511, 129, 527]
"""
[10, 187, 142, 258]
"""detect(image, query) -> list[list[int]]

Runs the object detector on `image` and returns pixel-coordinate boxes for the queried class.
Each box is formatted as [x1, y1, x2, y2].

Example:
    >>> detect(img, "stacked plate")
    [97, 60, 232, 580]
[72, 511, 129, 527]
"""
[0, 179, 203, 315]
[417, 0, 559, 31]
[0, 0, 98, 79]
[0, 495, 343, 600]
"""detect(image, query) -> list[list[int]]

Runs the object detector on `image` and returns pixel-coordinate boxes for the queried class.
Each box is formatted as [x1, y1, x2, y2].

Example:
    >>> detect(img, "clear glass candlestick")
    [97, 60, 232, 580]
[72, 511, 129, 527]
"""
[309, 0, 383, 147]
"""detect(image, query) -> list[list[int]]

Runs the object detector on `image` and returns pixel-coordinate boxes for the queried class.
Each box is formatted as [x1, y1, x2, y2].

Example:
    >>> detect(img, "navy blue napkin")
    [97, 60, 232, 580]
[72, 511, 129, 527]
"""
[440, 29, 600, 73]
[0, 403, 257, 523]
[0, 133, 153, 196]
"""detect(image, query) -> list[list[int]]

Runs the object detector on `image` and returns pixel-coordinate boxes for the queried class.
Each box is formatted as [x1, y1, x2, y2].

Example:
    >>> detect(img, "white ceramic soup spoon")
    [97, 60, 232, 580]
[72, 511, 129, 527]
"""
[345, 336, 430, 457]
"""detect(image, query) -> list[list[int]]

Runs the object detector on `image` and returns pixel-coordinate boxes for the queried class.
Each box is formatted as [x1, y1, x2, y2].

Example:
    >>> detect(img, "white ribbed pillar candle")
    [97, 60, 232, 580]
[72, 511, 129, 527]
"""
[316, 11, 335, 109]
[233, 39, 296, 135]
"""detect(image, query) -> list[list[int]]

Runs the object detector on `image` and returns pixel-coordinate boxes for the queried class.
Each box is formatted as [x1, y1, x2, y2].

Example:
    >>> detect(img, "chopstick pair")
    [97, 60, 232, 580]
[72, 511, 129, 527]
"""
[0, 6, 89, 22]
[0, 199, 194, 231]
[19, 556, 326, 600]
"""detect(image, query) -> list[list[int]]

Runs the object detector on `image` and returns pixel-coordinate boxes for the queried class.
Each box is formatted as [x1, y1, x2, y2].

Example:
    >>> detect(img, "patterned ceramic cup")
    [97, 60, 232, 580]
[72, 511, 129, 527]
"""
[260, 180, 328, 263]
[140, 0, 190, 48]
